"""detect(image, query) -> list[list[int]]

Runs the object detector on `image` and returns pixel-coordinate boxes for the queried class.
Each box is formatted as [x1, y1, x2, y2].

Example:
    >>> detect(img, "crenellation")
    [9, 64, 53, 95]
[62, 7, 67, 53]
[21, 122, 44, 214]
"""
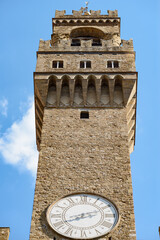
[55, 10, 66, 18]
[54, 9, 118, 18]
[107, 10, 118, 17]
[38, 39, 134, 52]
[90, 10, 101, 16]
[121, 39, 134, 49]
[72, 10, 83, 17]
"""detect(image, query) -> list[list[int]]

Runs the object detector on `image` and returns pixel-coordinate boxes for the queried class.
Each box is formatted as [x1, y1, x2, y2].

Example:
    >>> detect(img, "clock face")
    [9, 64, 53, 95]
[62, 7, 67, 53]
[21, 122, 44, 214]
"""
[46, 193, 119, 239]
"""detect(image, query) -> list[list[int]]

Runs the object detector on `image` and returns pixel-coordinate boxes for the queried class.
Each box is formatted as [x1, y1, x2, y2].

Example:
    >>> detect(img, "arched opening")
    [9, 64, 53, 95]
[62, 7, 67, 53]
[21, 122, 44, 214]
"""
[87, 76, 97, 105]
[47, 76, 57, 105]
[62, 20, 68, 25]
[100, 78, 109, 105]
[60, 76, 70, 106]
[114, 78, 123, 105]
[77, 20, 82, 24]
[70, 27, 104, 47]
[84, 20, 90, 24]
[91, 20, 97, 24]
[69, 20, 74, 24]
[73, 76, 83, 105]
[70, 27, 105, 39]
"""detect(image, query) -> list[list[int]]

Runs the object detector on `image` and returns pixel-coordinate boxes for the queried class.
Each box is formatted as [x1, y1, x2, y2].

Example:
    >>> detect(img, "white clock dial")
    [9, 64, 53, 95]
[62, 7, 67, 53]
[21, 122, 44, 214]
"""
[47, 193, 119, 239]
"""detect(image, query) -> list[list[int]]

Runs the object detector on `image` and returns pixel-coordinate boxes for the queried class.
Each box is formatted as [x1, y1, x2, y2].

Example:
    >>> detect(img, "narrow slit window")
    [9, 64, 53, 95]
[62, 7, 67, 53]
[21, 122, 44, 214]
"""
[80, 111, 89, 119]
[52, 61, 63, 68]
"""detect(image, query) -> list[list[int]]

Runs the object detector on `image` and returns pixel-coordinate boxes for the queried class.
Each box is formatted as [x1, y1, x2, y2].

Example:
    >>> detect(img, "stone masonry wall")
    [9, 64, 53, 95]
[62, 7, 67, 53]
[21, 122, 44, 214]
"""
[30, 108, 136, 240]
[36, 53, 135, 73]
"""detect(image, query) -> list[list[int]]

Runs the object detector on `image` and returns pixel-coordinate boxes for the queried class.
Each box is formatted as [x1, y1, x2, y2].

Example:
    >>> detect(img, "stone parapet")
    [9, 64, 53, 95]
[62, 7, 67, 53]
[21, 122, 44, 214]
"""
[55, 9, 118, 18]
[38, 39, 134, 52]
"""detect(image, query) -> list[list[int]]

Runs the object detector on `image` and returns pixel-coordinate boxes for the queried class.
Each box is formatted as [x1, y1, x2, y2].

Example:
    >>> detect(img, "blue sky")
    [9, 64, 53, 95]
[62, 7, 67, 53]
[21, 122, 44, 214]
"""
[0, 0, 160, 240]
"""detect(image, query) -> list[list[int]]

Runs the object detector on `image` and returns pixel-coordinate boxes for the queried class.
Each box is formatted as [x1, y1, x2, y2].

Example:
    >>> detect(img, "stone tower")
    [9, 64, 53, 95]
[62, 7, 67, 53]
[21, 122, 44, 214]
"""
[30, 8, 137, 240]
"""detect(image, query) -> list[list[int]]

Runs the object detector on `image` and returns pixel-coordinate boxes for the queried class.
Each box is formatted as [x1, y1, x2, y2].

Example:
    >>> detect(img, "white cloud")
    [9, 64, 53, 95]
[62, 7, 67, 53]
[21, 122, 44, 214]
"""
[0, 98, 38, 176]
[0, 98, 8, 117]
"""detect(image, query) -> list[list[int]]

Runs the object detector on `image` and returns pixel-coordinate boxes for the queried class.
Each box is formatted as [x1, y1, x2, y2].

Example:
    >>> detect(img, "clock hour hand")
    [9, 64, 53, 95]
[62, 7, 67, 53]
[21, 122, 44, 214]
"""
[66, 211, 98, 222]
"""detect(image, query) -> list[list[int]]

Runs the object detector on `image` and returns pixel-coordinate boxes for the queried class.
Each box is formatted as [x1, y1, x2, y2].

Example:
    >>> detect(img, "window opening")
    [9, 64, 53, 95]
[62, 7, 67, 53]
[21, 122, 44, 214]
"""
[114, 61, 119, 68]
[80, 61, 91, 69]
[107, 61, 112, 68]
[107, 61, 119, 68]
[71, 39, 81, 46]
[80, 111, 89, 119]
[109, 237, 112, 240]
[92, 39, 102, 46]
[52, 61, 63, 68]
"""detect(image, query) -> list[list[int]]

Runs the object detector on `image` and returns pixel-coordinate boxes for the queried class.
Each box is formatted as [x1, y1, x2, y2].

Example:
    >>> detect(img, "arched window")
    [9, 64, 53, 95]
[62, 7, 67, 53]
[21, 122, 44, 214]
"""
[47, 78, 57, 105]
[100, 79, 109, 105]
[60, 78, 70, 106]
[87, 77, 96, 105]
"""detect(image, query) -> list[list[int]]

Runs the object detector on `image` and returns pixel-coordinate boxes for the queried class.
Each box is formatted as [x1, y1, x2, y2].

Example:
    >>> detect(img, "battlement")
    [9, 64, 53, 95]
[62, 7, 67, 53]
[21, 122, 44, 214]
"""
[38, 38, 134, 52]
[55, 9, 118, 18]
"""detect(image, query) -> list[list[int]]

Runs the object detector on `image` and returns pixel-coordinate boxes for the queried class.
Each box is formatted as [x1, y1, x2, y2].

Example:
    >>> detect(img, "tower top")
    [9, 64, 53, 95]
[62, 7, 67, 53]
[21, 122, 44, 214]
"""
[54, 9, 118, 18]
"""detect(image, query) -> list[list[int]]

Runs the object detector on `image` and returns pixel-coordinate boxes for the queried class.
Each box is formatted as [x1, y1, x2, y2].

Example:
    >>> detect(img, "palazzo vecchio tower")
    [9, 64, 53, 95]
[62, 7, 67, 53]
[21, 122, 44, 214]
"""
[30, 6, 138, 240]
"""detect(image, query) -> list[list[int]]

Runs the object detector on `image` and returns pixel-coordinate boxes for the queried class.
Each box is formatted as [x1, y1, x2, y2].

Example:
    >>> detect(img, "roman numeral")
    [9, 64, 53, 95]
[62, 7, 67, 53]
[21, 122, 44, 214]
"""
[67, 198, 75, 204]
[51, 214, 61, 218]
[105, 213, 115, 218]
[95, 229, 101, 235]
[56, 204, 66, 210]
[94, 198, 100, 204]
[101, 204, 110, 210]
[80, 195, 87, 203]
[65, 227, 73, 236]
[101, 221, 112, 228]
[81, 230, 87, 238]
[53, 221, 64, 229]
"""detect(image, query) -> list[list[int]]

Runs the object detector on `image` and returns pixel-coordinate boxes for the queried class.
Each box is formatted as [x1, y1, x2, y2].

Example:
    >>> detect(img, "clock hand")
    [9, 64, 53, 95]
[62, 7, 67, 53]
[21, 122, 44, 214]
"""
[69, 210, 98, 219]
[65, 211, 99, 222]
